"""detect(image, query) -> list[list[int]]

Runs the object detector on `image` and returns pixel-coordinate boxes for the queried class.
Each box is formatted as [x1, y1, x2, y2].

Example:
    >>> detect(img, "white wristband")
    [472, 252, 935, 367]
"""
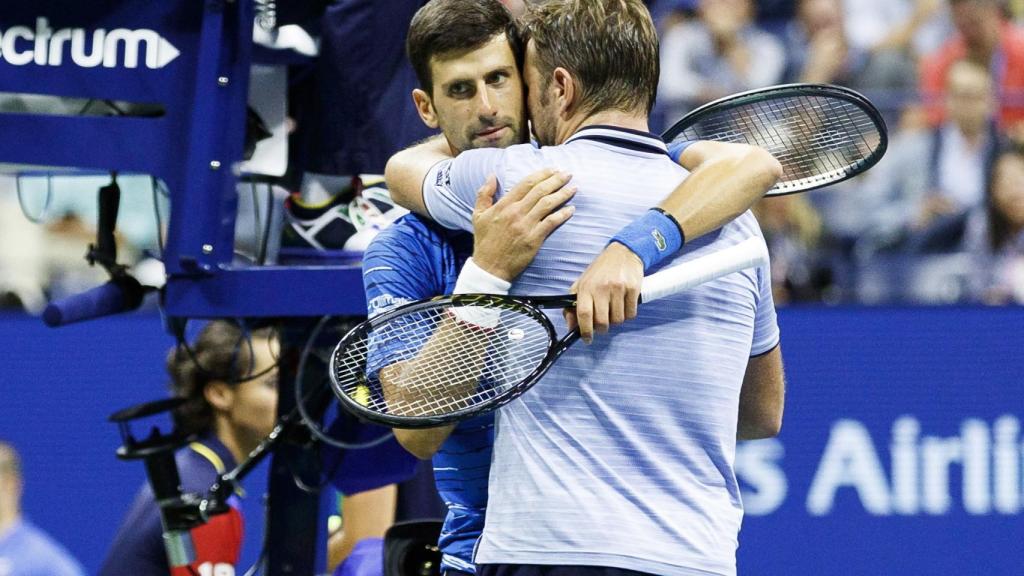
[451, 258, 510, 329]
[453, 258, 511, 295]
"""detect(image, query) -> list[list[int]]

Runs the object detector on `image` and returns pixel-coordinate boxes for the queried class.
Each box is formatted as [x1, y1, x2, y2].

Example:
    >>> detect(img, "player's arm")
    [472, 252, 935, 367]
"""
[737, 345, 785, 440]
[362, 209, 457, 458]
[384, 135, 453, 217]
[327, 484, 397, 571]
[387, 137, 513, 232]
[567, 141, 783, 342]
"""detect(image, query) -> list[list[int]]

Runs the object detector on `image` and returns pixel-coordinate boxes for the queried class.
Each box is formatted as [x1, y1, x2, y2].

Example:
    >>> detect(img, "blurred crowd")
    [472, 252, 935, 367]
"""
[650, 0, 1024, 305]
[1, 0, 1022, 308]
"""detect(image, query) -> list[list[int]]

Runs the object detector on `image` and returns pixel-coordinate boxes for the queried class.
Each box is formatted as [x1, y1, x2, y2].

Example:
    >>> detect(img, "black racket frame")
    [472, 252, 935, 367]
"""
[661, 83, 889, 196]
[329, 293, 580, 428]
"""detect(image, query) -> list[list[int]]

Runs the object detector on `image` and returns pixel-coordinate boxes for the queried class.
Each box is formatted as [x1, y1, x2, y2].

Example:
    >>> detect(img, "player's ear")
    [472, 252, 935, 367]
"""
[552, 67, 575, 118]
[204, 381, 235, 413]
[412, 89, 440, 129]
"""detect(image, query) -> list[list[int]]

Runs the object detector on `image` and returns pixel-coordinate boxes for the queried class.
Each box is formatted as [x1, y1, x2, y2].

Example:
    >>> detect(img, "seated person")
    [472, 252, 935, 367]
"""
[100, 321, 279, 576]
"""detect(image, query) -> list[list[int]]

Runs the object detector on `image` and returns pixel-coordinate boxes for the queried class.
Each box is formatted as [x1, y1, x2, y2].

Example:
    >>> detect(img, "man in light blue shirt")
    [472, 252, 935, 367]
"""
[0, 443, 84, 576]
[385, 1, 786, 574]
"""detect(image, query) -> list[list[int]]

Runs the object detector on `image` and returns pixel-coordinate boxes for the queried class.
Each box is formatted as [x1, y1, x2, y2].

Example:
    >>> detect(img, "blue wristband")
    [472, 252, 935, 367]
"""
[667, 139, 697, 164]
[610, 208, 685, 272]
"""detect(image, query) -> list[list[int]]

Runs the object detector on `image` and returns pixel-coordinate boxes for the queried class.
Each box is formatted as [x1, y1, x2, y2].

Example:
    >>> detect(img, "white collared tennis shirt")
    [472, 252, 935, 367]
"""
[422, 125, 780, 576]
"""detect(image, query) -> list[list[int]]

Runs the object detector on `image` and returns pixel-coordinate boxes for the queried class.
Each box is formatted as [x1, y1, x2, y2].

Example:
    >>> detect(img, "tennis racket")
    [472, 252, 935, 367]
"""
[663, 83, 888, 196]
[329, 236, 768, 428]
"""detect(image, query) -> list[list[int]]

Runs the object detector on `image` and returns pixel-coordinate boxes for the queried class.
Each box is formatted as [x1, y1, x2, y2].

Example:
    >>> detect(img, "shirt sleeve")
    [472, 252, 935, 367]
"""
[751, 261, 781, 356]
[363, 226, 443, 318]
[422, 148, 506, 231]
[362, 224, 447, 374]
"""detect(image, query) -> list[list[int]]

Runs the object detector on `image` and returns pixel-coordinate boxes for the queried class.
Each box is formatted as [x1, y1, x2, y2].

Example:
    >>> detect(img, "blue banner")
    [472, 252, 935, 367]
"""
[737, 307, 1024, 575]
[0, 1, 201, 100]
[1, 308, 1022, 574]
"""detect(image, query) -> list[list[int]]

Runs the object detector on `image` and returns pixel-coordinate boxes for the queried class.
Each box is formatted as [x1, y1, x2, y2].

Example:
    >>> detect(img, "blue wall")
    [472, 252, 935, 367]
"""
[738, 307, 1024, 575]
[0, 313, 268, 573]
[2, 308, 1023, 574]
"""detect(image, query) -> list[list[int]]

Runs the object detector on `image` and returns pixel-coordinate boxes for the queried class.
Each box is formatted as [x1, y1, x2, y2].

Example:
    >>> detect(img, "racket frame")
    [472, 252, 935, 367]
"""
[329, 293, 576, 428]
[662, 83, 889, 196]
[330, 236, 769, 428]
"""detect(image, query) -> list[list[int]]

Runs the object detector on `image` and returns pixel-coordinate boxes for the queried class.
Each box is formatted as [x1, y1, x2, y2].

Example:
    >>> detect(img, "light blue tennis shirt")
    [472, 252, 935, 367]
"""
[421, 125, 780, 576]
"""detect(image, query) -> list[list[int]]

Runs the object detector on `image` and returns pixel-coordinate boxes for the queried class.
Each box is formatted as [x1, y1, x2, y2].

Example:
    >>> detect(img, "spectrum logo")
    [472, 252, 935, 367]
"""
[0, 17, 180, 69]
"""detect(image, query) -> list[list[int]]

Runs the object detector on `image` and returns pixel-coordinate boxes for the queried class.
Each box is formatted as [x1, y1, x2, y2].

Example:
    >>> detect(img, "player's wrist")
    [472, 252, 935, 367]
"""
[454, 258, 511, 295]
[610, 208, 686, 273]
[451, 258, 510, 329]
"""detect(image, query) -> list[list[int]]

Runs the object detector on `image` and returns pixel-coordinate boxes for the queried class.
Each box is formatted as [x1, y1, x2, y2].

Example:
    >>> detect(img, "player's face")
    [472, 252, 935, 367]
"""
[427, 34, 527, 153]
[523, 40, 559, 147]
[228, 336, 280, 446]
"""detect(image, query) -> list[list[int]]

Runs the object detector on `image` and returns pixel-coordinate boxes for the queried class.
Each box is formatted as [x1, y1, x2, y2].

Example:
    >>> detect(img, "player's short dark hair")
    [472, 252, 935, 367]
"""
[522, 0, 660, 116]
[168, 320, 277, 436]
[406, 0, 522, 97]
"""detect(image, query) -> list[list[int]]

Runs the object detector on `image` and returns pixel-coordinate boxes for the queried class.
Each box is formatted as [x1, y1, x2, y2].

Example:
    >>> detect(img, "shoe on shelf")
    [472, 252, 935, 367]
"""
[280, 175, 406, 262]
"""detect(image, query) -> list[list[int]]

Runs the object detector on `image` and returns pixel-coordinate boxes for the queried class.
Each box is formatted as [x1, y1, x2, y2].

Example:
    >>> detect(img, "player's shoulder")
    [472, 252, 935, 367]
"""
[461, 141, 544, 168]
[365, 213, 467, 259]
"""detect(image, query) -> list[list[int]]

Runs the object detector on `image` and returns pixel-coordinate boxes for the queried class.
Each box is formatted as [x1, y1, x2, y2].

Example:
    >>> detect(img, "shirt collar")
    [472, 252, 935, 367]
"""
[192, 434, 238, 473]
[565, 124, 669, 156]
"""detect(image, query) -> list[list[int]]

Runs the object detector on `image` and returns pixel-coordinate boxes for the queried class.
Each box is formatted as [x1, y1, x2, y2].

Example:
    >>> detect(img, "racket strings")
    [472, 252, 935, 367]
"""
[674, 95, 882, 190]
[333, 303, 552, 417]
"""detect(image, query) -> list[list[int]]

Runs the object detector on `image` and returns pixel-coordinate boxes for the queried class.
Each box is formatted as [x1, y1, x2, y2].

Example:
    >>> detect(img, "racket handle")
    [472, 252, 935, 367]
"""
[640, 236, 769, 303]
[42, 276, 146, 327]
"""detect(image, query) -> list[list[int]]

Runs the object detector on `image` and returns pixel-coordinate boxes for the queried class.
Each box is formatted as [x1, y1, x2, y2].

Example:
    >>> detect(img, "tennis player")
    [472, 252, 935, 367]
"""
[364, 6, 578, 575]
[384, 1, 785, 575]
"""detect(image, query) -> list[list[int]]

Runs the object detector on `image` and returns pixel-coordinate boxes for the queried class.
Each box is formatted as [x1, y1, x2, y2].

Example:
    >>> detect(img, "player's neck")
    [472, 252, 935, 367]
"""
[561, 109, 650, 142]
[0, 504, 20, 536]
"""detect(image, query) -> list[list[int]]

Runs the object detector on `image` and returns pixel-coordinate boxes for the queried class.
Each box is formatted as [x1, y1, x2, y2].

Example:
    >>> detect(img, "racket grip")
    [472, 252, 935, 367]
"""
[42, 276, 146, 327]
[639, 237, 769, 303]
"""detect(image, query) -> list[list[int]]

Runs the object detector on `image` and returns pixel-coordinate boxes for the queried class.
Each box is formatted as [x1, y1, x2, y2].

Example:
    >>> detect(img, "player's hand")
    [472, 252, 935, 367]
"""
[472, 170, 576, 281]
[565, 242, 644, 344]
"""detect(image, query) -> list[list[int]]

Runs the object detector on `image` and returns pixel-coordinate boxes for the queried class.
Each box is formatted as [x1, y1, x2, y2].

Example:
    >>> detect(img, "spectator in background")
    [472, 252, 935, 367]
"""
[899, 59, 1000, 250]
[100, 321, 400, 575]
[920, 0, 1024, 130]
[842, 0, 950, 90]
[966, 147, 1024, 303]
[0, 442, 85, 576]
[783, 0, 864, 85]
[658, 0, 785, 120]
[100, 321, 281, 576]
[752, 195, 828, 303]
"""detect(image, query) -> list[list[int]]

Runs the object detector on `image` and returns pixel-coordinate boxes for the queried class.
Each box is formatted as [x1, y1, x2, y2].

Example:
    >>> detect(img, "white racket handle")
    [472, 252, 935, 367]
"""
[640, 236, 769, 303]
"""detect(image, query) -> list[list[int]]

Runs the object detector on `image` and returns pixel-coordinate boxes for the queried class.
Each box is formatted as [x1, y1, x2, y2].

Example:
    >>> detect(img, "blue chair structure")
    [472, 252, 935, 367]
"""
[0, 3, 394, 574]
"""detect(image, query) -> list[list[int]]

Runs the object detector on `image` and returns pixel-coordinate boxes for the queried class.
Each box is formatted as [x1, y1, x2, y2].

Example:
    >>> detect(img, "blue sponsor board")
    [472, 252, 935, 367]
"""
[737, 307, 1024, 575]
[0, 1, 203, 173]
[1, 307, 1022, 573]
